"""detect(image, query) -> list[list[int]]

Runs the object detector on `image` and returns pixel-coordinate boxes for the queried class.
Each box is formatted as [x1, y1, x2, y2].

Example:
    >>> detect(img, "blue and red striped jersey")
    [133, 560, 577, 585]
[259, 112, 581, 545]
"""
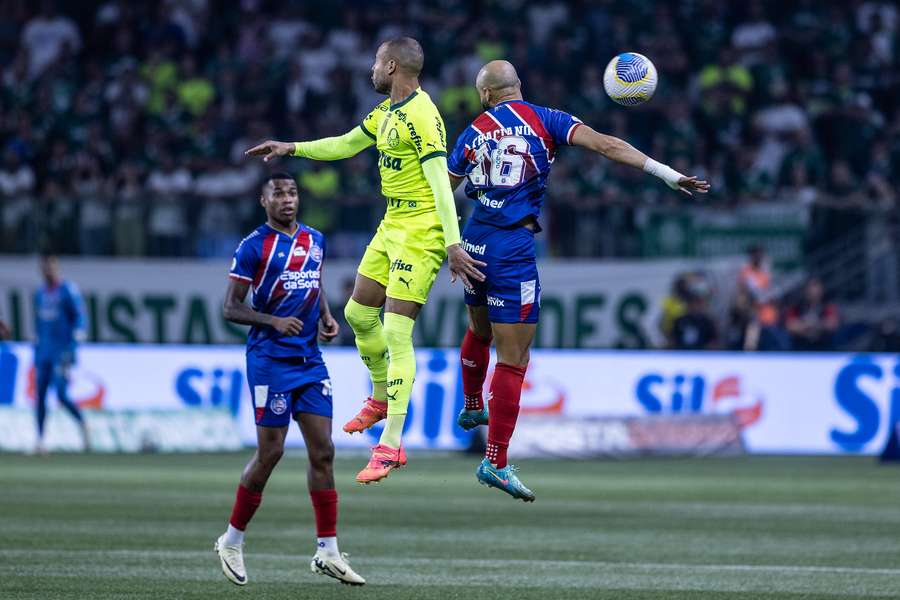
[229, 222, 325, 357]
[447, 100, 582, 229]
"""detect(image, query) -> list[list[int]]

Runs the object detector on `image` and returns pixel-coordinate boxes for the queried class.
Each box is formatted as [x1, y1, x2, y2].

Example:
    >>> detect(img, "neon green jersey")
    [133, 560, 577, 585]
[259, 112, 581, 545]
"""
[359, 88, 447, 206]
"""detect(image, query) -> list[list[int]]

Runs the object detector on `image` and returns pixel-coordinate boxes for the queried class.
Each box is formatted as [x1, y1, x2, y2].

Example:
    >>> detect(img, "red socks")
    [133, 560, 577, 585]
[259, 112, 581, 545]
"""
[229, 484, 262, 531]
[486, 362, 527, 469]
[227, 485, 337, 538]
[309, 488, 338, 538]
[460, 329, 492, 410]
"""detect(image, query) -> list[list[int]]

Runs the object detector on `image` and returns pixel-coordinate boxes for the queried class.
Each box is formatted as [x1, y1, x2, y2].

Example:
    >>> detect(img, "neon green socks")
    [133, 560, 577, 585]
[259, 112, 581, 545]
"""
[343, 298, 388, 402]
[379, 312, 416, 448]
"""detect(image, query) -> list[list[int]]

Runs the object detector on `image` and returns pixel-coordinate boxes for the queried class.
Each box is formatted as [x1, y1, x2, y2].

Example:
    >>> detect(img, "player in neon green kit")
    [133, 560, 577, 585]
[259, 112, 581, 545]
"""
[247, 37, 484, 484]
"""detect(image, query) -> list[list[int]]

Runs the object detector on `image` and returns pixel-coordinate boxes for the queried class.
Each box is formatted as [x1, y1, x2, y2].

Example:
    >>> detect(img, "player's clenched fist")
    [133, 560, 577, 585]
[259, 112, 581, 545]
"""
[271, 316, 303, 336]
[318, 314, 340, 342]
[245, 140, 294, 162]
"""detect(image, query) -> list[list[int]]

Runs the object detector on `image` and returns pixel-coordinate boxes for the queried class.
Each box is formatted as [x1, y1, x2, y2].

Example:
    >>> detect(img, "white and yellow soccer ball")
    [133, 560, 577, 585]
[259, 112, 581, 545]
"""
[603, 52, 658, 106]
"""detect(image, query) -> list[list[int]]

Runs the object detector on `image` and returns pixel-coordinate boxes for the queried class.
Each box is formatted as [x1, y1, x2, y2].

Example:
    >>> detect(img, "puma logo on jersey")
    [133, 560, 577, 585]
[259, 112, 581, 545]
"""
[398, 276, 412, 289]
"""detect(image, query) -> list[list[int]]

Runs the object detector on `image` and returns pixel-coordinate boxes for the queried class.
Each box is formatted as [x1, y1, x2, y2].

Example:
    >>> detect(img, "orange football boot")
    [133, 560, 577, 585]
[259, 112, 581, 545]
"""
[356, 444, 408, 484]
[342, 397, 388, 434]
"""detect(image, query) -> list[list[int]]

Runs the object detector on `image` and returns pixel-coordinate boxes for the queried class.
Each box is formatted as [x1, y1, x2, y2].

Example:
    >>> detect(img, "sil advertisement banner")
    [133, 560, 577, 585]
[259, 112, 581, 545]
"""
[0, 342, 896, 455]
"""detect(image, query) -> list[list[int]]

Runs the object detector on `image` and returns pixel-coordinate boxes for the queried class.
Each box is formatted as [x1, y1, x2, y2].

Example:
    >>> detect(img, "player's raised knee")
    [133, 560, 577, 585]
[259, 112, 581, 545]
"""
[344, 298, 380, 332]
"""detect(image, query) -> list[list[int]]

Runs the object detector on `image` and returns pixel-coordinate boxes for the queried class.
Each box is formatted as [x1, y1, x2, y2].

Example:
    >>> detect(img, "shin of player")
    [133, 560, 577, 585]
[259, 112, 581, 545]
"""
[214, 173, 364, 587]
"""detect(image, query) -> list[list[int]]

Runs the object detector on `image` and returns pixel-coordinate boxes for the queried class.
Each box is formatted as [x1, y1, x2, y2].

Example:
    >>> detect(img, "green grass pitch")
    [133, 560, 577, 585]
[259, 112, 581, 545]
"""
[2, 452, 899, 599]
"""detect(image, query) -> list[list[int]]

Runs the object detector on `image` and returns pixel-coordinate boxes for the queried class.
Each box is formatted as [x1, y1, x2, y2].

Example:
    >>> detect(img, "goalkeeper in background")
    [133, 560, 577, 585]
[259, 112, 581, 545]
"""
[247, 37, 485, 484]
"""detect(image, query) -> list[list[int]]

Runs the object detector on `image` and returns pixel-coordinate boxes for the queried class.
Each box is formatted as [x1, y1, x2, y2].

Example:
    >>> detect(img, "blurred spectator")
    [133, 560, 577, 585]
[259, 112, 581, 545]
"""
[734, 245, 790, 350]
[21, 1, 81, 79]
[672, 294, 719, 350]
[738, 245, 771, 304]
[0, 149, 35, 197]
[176, 56, 215, 116]
[111, 164, 146, 256]
[659, 274, 691, 347]
[869, 317, 900, 352]
[731, 1, 777, 66]
[785, 278, 840, 350]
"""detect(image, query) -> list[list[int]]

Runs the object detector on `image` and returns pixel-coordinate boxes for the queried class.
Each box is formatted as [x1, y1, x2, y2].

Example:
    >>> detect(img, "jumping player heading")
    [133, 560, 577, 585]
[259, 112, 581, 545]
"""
[245, 38, 484, 484]
[449, 61, 709, 501]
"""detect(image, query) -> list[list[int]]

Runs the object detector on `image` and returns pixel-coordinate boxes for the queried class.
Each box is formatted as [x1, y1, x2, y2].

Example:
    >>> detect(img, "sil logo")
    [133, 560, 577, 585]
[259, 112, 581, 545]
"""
[636, 373, 764, 428]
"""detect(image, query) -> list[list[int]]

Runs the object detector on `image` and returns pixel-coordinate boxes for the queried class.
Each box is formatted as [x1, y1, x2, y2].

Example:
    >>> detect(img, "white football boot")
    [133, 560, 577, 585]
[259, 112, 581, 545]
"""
[310, 551, 366, 586]
[214, 534, 247, 586]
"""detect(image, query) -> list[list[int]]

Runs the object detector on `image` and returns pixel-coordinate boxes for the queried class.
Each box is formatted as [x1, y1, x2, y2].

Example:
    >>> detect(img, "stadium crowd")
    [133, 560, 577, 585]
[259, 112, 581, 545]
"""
[0, 0, 898, 260]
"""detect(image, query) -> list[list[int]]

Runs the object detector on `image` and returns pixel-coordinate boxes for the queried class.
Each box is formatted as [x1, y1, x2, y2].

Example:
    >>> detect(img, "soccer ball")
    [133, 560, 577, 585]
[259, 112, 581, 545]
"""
[603, 52, 658, 106]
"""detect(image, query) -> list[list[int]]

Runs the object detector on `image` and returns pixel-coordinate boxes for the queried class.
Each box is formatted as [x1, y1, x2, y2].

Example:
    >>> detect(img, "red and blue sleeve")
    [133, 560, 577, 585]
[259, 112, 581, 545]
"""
[229, 238, 259, 283]
[447, 128, 474, 177]
[540, 107, 583, 146]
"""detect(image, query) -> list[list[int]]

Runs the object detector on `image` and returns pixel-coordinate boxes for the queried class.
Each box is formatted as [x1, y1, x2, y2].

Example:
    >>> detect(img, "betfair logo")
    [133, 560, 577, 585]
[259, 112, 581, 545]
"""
[390, 259, 413, 272]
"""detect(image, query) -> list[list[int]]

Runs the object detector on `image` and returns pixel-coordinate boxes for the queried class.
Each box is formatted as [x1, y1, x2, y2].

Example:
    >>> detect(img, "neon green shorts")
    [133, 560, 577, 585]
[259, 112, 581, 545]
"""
[357, 202, 446, 304]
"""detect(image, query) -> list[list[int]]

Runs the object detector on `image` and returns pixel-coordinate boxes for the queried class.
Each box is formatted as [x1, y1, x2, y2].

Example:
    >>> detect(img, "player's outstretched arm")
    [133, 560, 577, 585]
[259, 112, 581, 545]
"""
[422, 156, 486, 287]
[570, 125, 709, 196]
[245, 127, 374, 163]
[223, 279, 302, 336]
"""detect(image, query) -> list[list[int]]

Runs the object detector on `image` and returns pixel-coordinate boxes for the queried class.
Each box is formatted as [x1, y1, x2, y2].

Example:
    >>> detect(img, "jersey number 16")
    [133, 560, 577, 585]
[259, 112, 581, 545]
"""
[469, 136, 528, 188]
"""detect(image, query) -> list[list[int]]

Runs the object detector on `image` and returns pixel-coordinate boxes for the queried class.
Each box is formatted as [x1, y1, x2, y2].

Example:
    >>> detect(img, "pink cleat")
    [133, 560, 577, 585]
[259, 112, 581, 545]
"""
[342, 397, 387, 434]
[356, 444, 408, 484]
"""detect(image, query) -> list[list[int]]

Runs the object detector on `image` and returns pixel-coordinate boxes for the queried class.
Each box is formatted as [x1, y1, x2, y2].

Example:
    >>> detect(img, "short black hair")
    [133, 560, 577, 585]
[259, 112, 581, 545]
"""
[262, 172, 296, 188]
[382, 37, 424, 76]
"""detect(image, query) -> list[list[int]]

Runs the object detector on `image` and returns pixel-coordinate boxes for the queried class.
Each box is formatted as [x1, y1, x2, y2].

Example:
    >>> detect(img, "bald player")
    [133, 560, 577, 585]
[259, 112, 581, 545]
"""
[247, 38, 485, 484]
[448, 61, 709, 501]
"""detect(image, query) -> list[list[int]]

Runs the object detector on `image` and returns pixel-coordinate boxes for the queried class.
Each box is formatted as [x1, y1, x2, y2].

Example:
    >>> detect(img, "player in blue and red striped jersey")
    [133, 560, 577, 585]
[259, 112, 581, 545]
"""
[448, 61, 709, 501]
[214, 172, 365, 587]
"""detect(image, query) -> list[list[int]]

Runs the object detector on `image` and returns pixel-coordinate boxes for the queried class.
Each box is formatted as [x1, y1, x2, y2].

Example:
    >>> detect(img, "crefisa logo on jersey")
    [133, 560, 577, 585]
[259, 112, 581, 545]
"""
[270, 392, 289, 415]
